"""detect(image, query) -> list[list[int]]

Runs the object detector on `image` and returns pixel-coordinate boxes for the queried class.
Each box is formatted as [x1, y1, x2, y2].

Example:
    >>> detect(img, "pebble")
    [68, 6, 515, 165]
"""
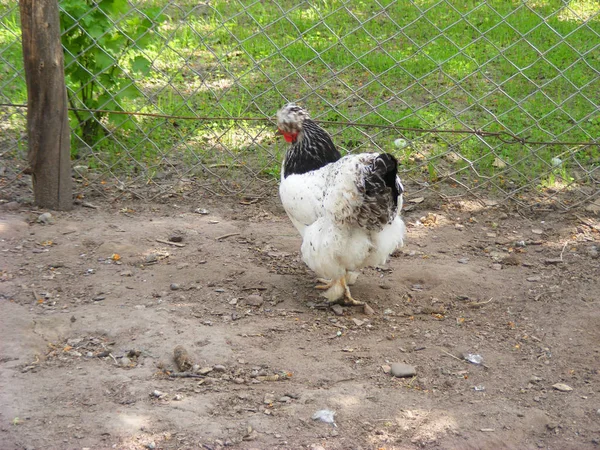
[381, 365, 391, 374]
[278, 396, 291, 403]
[119, 270, 133, 277]
[552, 383, 573, 392]
[263, 393, 276, 404]
[457, 258, 469, 264]
[352, 318, 365, 327]
[151, 390, 163, 398]
[213, 364, 226, 372]
[363, 304, 375, 315]
[93, 296, 106, 301]
[4, 201, 19, 211]
[170, 283, 181, 291]
[390, 363, 416, 378]
[527, 276, 541, 282]
[134, 305, 146, 310]
[120, 357, 131, 367]
[491, 264, 502, 270]
[531, 228, 544, 235]
[379, 283, 392, 289]
[246, 295, 264, 307]
[502, 254, 521, 266]
[588, 246, 599, 259]
[146, 442, 156, 450]
[37, 212, 53, 224]
[169, 235, 183, 243]
[198, 367, 213, 375]
[173, 394, 183, 401]
[331, 304, 344, 316]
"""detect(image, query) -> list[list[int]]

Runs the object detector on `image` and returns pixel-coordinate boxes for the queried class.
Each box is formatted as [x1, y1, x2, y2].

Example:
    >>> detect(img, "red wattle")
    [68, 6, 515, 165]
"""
[282, 132, 296, 143]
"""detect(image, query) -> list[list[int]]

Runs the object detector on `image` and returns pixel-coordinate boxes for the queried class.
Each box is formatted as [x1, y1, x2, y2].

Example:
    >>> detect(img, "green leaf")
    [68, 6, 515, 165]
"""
[131, 56, 151, 75]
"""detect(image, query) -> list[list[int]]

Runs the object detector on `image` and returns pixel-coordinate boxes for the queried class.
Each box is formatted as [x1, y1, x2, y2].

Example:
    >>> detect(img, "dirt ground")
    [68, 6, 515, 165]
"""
[1, 189, 599, 450]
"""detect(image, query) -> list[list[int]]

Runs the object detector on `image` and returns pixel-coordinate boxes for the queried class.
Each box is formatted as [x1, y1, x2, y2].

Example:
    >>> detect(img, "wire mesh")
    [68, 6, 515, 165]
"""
[1, 0, 599, 210]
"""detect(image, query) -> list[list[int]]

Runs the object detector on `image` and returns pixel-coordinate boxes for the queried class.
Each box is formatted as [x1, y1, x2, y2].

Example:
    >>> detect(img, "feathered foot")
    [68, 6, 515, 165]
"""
[319, 277, 364, 307]
[315, 278, 334, 290]
[338, 277, 364, 306]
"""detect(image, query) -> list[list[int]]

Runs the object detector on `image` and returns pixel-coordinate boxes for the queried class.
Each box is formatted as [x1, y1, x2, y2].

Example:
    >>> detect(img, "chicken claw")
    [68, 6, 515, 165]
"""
[315, 278, 334, 290]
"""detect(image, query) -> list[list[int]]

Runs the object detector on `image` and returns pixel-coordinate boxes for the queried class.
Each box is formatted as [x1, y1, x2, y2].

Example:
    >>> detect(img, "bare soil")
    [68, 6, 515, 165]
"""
[1, 193, 599, 450]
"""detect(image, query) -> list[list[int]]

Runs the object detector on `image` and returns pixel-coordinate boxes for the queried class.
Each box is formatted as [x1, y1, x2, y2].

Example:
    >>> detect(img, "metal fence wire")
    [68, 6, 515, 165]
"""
[1, 0, 599, 210]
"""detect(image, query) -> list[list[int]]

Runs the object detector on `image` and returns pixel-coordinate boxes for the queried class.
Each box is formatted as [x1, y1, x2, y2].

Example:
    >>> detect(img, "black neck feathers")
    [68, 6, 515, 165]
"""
[283, 120, 341, 177]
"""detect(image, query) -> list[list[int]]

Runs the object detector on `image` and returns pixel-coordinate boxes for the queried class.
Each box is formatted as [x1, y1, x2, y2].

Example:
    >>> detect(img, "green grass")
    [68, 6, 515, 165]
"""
[1, 0, 599, 194]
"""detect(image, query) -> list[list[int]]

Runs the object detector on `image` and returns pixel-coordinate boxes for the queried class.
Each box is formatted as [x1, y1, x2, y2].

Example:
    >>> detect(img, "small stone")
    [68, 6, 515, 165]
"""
[363, 304, 375, 315]
[73, 165, 89, 178]
[4, 201, 20, 211]
[390, 363, 416, 378]
[119, 270, 133, 277]
[120, 357, 131, 367]
[331, 304, 344, 316]
[352, 318, 365, 326]
[169, 235, 183, 243]
[170, 283, 181, 291]
[263, 393, 276, 404]
[134, 305, 146, 310]
[527, 276, 541, 282]
[381, 365, 391, 374]
[278, 396, 291, 403]
[379, 283, 392, 289]
[587, 246, 599, 259]
[173, 394, 183, 401]
[246, 295, 264, 307]
[93, 296, 106, 301]
[491, 263, 502, 270]
[457, 258, 469, 264]
[552, 383, 573, 392]
[37, 212, 53, 224]
[151, 390, 163, 398]
[502, 254, 521, 266]
[198, 367, 213, 375]
[146, 442, 156, 450]
[530, 376, 543, 383]
[531, 228, 544, 235]
[213, 364, 226, 372]
[195, 208, 209, 215]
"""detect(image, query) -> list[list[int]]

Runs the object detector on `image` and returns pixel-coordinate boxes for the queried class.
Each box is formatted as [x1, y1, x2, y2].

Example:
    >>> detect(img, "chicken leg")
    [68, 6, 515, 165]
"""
[316, 276, 364, 306]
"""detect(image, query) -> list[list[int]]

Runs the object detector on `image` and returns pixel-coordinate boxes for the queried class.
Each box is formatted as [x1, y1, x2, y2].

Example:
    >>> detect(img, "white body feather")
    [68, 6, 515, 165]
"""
[279, 153, 406, 286]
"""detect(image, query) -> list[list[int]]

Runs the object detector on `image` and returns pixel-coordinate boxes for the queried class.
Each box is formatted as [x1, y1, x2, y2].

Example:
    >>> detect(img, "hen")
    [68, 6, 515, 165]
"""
[277, 103, 406, 306]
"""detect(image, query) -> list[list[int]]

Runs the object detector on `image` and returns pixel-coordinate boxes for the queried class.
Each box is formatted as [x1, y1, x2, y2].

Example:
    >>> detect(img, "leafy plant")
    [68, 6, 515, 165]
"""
[59, 0, 154, 147]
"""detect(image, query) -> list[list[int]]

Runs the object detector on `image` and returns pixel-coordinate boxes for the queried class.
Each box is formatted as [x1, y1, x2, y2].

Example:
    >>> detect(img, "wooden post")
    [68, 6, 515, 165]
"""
[20, 0, 72, 210]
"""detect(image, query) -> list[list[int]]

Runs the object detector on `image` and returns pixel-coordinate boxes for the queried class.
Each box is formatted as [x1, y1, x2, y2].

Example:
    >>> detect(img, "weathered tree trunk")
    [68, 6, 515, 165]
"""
[20, 0, 72, 210]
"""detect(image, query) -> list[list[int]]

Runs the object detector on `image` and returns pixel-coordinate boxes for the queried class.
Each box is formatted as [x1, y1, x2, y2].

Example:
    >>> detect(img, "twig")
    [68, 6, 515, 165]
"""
[61, 230, 77, 235]
[559, 240, 570, 261]
[82, 202, 99, 209]
[241, 286, 268, 291]
[216, 232, 240, 241]
[439, 349, 464, 363]
[31, 289, 41, 302]
[466, 297, 494, 308]
[156, 238, 185, 248]
[108, 353, 119, 365]
[208, 163, 242, 168]
[168, 372, 206, 379]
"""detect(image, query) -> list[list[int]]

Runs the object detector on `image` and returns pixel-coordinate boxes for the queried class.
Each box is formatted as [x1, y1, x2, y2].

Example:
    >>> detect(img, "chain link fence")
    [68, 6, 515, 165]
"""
[1, 0, 599, 210]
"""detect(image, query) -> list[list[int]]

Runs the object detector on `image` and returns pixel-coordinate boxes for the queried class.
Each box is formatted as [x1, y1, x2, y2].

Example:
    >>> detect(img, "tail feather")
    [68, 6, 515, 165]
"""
[364, 153, 402, 206]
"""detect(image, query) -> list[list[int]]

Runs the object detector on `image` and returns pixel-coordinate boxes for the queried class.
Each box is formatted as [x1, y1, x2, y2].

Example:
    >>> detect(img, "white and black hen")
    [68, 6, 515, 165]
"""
[277, 103, 406, 306]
